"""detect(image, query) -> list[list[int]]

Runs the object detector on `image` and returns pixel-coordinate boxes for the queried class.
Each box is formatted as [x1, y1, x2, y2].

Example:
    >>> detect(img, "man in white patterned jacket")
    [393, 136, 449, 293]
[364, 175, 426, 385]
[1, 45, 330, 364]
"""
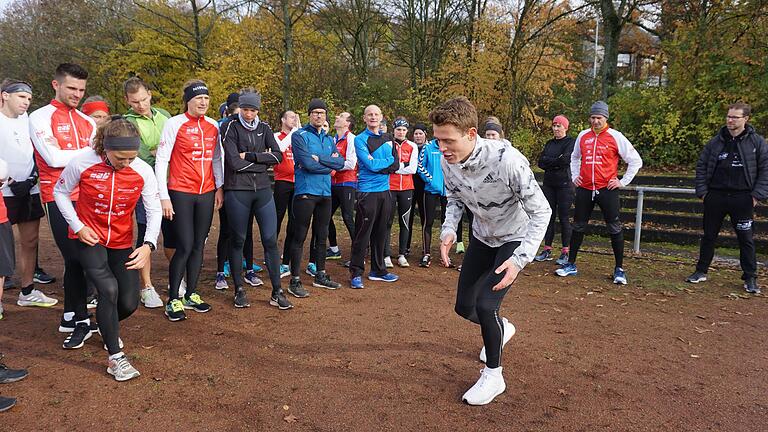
[435, 97, 551, 406]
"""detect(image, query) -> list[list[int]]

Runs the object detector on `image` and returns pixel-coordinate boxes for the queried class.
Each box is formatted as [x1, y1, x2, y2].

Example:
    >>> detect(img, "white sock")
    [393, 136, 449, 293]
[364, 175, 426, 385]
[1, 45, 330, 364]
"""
[76, 318, 90, 326]
[329, 246, 339, 253]
[63, 312, 75, 321]
[484, 366, 503, 376]
[109, 351, 124, 361]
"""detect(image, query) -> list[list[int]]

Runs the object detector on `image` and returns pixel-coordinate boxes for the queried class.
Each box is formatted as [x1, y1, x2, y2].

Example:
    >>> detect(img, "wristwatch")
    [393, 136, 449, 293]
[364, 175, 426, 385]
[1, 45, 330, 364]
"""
[143, 241, 156, 252]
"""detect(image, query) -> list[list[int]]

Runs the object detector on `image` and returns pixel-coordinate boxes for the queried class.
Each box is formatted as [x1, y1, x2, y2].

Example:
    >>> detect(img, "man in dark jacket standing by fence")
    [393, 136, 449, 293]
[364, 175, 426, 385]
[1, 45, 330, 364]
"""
[687, 102, 768, 294]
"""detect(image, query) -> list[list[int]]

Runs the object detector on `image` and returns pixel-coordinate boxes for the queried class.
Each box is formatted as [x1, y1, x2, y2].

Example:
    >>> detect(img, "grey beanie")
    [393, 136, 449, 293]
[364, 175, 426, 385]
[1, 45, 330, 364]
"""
[590, 101, 609, 118]
[238, 92, 261, 110]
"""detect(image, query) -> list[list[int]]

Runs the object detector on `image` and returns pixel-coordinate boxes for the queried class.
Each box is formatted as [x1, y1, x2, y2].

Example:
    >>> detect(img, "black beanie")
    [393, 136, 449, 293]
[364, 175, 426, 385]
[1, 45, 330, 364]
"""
[307, 98, 328, 114]
[413, 122, 428, 133]
[226, 92, 239, 107]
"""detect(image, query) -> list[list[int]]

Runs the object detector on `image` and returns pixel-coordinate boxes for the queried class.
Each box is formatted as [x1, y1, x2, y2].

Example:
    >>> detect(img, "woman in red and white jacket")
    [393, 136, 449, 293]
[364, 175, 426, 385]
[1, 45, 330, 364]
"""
[385, 117, 418, 268]
[54, 118, 161, 382]
[155, 80, 224, 321]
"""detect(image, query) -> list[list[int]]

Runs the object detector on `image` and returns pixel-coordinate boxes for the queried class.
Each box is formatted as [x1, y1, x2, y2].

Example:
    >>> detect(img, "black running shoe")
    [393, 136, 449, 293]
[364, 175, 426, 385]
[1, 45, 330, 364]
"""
[744, 278, 761, 294]
[313, 272, 341, 290]
[0, 396, 16, 412]
[288, 279, 310, 298]
[269, 291, 294, 310]
[165, 299, 187, 322]
[33, 267, 56, 284]
[62, 322, 93, 349]
[0, 355, 28, 384]
[234, 288, 250, 308]
[419, 254, 431, 268]
[59, 314, 98, 333]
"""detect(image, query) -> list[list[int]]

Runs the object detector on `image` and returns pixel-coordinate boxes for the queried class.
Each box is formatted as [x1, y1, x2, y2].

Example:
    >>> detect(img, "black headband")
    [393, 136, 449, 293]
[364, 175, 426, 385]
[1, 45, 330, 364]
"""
[2, 82, 32, 95]
[183, 84, 209, 105]
[103, 136, 141, 151]
[484, 122, 503, 134]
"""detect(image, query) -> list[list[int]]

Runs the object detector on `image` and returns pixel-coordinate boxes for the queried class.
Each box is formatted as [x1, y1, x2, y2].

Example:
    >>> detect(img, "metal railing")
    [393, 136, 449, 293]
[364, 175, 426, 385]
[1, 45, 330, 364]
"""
[625, 185, 697, 253]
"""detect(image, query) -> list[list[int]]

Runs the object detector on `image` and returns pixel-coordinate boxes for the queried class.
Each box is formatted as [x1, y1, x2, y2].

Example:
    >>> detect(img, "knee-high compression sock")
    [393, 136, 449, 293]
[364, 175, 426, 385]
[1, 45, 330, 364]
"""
[610, 232, 624, 268]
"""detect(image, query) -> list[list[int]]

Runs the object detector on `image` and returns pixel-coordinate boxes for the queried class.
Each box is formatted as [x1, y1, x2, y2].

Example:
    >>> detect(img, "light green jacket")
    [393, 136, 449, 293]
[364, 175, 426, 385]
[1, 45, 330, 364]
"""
[124, 106, 171, 167]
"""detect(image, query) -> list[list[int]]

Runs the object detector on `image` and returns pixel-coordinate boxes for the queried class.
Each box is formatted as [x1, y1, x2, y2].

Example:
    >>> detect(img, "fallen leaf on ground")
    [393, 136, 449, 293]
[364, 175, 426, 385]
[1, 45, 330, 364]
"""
[284, 414, 298, 423]
[690, 354, 700, 358]
[282, 405, 290, 411]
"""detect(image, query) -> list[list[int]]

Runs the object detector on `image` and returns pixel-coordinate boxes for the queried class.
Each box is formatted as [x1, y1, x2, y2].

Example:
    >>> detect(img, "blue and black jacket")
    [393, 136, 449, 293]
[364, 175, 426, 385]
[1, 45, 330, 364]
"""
[292, 124, 345, 196]
[417, 139, 445, 196]
[355, 128, 399, 192]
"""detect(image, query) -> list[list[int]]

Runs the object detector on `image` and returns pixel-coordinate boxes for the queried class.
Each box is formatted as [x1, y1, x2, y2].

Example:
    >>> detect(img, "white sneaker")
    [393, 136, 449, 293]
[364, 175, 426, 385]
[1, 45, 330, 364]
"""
[384, 256, 393, 268]
[107, 354, 140, 382]
[140, 286, 163, 308]
[479, 318, 516, 363]
[103, 337, 125, 351]
[17, 289, 58, 307]
[397, 255, 409, 267]
[462, 366, 506, 405]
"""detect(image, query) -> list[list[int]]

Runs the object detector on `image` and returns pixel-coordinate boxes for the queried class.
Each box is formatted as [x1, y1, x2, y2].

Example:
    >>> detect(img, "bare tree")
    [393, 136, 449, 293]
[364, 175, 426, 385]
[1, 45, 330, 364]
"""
[262, 0, 311, 109]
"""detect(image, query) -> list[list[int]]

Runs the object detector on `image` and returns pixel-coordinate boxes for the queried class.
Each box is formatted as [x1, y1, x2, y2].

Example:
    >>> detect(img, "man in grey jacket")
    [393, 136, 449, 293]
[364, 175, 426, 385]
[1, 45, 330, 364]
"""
[687, 102, 768, 294]
[435, 97, 551, 406]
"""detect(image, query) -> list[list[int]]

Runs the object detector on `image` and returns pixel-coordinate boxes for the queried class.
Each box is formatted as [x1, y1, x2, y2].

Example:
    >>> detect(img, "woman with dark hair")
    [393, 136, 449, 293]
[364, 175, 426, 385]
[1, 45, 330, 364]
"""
[155, 79, 224, 321]
[54, 117, 162, 381]
[534, 115, 575, 265]
[221, 92, 292, 309]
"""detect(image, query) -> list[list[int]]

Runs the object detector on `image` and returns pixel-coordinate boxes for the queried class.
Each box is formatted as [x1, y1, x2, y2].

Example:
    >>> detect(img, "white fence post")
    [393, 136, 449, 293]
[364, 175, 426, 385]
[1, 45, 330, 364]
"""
[633, 188, 645, 253]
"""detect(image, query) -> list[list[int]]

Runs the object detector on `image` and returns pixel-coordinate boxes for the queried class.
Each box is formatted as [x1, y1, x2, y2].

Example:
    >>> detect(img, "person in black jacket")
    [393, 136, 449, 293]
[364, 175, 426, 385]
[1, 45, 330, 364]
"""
[221, 92, 293, 309]
[687, 102, 768, 294]
[534, 115, 575, 265]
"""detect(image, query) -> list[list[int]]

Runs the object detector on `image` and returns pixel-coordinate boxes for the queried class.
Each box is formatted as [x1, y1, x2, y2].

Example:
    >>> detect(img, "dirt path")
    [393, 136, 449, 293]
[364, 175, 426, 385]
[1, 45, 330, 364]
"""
[1, 220, 766, 431]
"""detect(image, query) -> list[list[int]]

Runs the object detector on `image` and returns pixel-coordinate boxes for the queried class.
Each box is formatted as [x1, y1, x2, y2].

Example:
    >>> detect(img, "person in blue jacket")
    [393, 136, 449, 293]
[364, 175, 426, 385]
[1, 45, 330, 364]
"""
[348, 105, 400, 289]
[417, 137, 453, 268]
[287, 98, 345, 297]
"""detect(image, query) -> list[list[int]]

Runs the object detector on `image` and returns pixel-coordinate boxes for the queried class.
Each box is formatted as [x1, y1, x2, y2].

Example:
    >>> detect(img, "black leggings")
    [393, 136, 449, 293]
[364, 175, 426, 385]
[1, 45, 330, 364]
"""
[225, 188, 282, 294]
[167, 190, 215, 300]
[78, 244, 138, 355]
[274, 180, 295, 266]
[216, 206, 254, 272]
[385, 190, 413, 257]
[350, 191, 391, 278]
[289, 194, 332, 276]
[327, 185, 356, 248]
[45, 201, 88, 321]
[569, 187, 623, 267]
[407, 176, 425, 254]
[455, 238, 518, 369]
[541, 184, 574, 248]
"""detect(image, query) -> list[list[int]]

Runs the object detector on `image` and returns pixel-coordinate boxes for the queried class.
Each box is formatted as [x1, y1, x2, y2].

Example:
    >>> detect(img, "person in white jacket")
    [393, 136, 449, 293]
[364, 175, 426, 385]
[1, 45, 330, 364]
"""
[434, 97, 551, 406]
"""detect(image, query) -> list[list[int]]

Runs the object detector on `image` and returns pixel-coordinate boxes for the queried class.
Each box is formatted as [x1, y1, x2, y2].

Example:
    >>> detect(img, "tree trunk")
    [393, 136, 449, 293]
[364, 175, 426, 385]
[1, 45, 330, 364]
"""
[281, 0, 292, 110]
[599, 0, 625, 100]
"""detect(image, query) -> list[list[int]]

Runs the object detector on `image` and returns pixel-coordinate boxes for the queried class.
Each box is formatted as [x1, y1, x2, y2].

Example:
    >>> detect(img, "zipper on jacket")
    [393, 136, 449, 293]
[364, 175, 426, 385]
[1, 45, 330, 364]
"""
[198, 118, 205, 194]
[69, 110, 81, 149]
[105, 169, 116, 246]
[591, 130, 597, 199]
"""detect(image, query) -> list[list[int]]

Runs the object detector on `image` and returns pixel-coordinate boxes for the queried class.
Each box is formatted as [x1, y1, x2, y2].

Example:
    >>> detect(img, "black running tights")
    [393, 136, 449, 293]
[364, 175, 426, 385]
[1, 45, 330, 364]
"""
[167, 190, 215, 300]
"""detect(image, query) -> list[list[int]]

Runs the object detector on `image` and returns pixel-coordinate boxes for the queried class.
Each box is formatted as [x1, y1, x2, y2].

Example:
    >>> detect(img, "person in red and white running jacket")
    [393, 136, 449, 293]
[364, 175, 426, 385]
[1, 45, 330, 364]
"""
[54, 117, 161, 382]
[29, 63, 95, 343]
[384, 117, 418, 268]
[555, 101, 642, 284]
[323, 111, 357, 263]
[155, 79, 224, 322]
[273, 109, 298, 277]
